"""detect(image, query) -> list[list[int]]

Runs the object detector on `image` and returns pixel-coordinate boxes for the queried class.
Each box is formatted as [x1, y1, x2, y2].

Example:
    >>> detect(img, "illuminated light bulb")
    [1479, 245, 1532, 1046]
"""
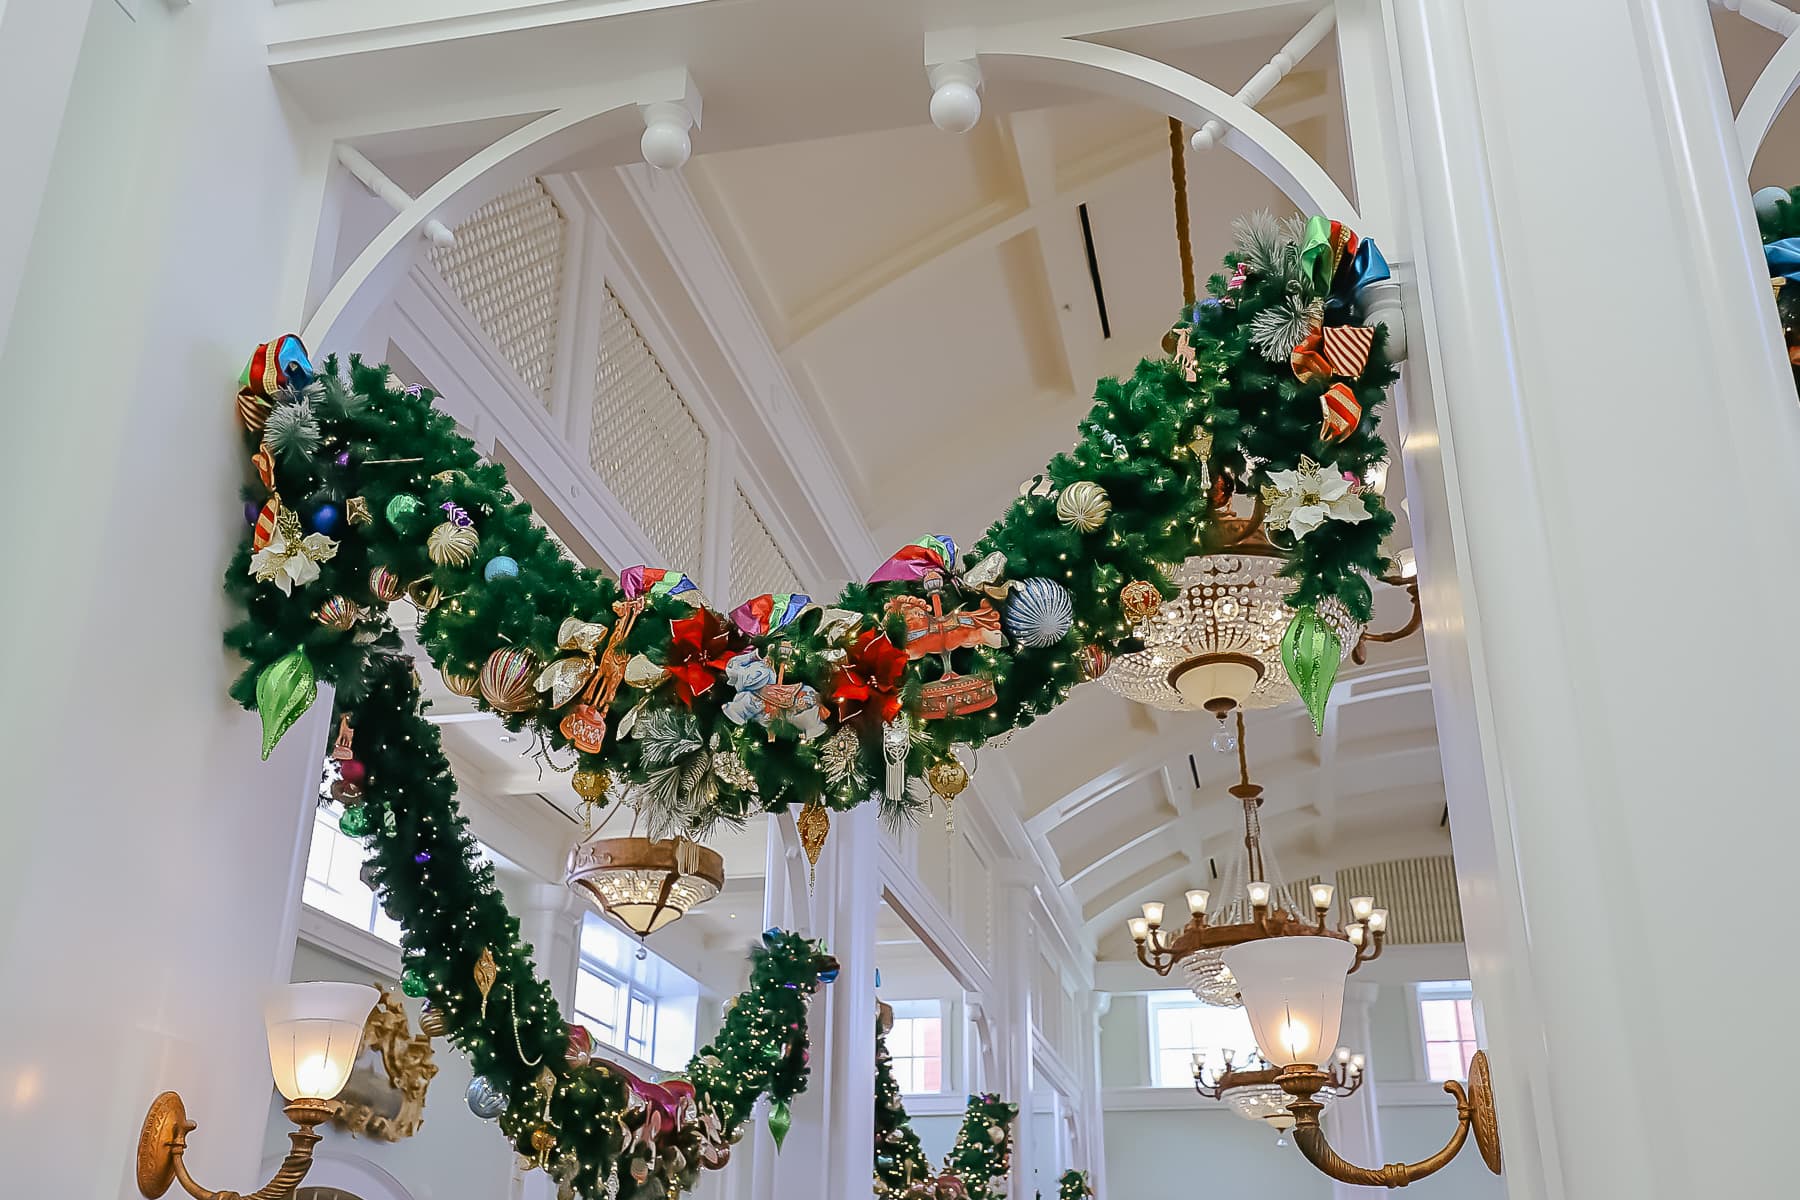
[1279, 1018, 1311, 1060]
[1351, 1053, 1366, 1072]
[1346, 922, 1365, 947]
[1349, 895, 1375, 921]
[1367, 908, 1389, 935]
[1246, 881, 1272, 909]
[1186, 889, 1210, 916]
[1127, 917, 1150, 943]
[1141, 901, 1165, 929]
[293, 1054, 336, 1098]
[1310, 882, 1336, 913]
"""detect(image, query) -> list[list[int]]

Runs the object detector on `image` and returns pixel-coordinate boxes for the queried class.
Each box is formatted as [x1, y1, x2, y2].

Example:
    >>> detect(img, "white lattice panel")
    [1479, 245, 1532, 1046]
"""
[430, 179, 566, 404]
[1335, 855, 1463, 946]
[588, 286, 708, 569]
[730, 487, 800, 599]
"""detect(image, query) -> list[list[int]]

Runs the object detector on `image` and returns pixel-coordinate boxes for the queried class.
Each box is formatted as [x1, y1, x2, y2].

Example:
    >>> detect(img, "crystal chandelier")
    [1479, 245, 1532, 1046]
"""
[565, 834, 724, 937]
[1099, 526, 1361, 715]
[1193, 1045, 1364, 1135]
[1128, 713, 1388, 999]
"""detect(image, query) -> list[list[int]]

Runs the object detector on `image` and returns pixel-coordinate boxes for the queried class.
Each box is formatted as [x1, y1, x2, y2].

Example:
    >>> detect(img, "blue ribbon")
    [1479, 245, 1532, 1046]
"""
[1327, 239, 1393, 325]
[1766, 238, 1800, 287]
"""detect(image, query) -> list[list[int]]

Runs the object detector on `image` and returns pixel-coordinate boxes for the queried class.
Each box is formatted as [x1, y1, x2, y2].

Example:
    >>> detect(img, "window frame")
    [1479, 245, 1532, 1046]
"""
[301, 799, 402, 946]
[1143, 991, 1262, 1089]
[886, 998, 949, 1097]
[573, 912, 700, 1072]
[1409, 980, 1480, 1082]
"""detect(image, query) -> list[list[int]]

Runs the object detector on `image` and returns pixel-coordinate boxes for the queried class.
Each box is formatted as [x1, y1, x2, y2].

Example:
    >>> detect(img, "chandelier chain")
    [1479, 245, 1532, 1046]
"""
[1168, 117, 1196, 307]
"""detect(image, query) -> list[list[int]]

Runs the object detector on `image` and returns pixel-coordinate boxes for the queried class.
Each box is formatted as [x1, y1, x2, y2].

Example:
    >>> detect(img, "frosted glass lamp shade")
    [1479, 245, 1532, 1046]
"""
[265, 982, 378, 1102]
[1186, 889, 1211, 916]
[1224, 936, 1353, 1069]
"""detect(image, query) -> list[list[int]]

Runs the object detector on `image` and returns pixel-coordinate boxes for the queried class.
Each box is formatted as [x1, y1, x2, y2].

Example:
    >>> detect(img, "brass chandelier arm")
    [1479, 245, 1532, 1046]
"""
[1278, 1052, 1501, 1189]
[140, 1094, 331, 1200]
[1350, 576, 1421, 665]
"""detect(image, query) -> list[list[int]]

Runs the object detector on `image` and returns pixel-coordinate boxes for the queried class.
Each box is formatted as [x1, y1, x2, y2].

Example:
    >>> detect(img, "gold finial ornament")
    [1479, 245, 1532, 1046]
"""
[474, 947, 499, 1018]
[796, 803, 830, 889]
[926, 758, 970, 832]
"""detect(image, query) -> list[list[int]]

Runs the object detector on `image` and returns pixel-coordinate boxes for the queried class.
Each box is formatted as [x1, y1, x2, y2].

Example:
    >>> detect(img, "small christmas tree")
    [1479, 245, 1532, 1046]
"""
[874, 1002, 933, 1193]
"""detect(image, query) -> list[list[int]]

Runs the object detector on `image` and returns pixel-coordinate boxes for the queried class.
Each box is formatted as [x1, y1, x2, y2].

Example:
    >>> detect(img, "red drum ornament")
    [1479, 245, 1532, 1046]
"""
[1320, 383, 1363, 443]
[1120, 580, 1163, 622]
[479, 647, 539, 713]
[369, 565, 405, 603]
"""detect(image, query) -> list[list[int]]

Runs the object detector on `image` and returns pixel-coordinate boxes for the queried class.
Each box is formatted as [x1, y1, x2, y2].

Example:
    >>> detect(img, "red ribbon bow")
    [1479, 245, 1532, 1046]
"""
[665, 609, 739, 705]
[830, 631, 909, 725]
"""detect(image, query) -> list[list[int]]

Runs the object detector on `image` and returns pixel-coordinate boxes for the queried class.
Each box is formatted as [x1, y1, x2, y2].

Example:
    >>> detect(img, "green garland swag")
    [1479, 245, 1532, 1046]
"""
[871, 1009, 1016, 1199]
[221, 209, 1397, 1197]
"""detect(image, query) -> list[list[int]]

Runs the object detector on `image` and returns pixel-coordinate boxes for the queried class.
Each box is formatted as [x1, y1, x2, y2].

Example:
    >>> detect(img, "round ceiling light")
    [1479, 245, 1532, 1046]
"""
[566, 835, 724, 937]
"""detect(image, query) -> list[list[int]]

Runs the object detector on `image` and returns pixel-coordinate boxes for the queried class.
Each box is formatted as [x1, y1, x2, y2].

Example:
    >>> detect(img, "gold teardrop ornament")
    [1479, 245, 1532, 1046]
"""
[474, 947, 499, 1018]
[796, 803, 830, 891]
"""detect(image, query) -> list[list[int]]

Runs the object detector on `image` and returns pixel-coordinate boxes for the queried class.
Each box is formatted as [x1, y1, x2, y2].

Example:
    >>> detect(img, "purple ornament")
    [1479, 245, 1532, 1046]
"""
[244, 501, 260, 525]
[414, 851, 432, 864]
[335, 450, 351, 467]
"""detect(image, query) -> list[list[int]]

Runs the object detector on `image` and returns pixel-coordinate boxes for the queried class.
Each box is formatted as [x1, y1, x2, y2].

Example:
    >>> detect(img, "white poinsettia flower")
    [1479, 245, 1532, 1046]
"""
[1261, 457, 1372, 540]
[249, 526, 339, 595]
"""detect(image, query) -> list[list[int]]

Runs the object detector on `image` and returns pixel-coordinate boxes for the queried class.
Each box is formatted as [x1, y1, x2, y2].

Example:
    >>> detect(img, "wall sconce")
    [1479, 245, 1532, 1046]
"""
[1223, 938, 1502, 1187]
[137, 982, 378, 1199]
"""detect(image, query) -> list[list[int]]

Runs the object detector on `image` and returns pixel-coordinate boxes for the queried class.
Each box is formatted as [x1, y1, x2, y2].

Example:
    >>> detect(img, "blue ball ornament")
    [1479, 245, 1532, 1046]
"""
[483, 555, 520, 582]
[466, 1075, 508, 1121]
[309, 503, 340, 535]
[763, 928, 782, 949]
[1755, 185, 1790, 224]
[1003, 578, 1076, 648]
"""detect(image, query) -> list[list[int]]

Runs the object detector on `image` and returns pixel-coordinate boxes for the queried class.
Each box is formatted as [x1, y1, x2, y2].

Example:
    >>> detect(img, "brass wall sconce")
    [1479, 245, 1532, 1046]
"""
[1350, 560, 1421, 665]
[137, 982, 378, 1199]
[1224, 937, 1502, 1187]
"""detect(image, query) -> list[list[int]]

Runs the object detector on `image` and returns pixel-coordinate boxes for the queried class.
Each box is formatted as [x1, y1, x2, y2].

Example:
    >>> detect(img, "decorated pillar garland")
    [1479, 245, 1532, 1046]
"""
[1057, 1168, 1094, 1200]
[872, 1013, 1018, 1200]
[222, 210, 1399, 1195]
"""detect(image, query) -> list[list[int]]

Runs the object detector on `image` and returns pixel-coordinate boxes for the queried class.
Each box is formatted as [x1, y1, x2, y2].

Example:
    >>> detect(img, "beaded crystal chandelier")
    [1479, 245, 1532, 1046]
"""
[1194, 1045, 1364, 1134]
[1129, 714, 1387, 1003]
[1098, 526, 1361, 716]
[565, 835, 724, 937]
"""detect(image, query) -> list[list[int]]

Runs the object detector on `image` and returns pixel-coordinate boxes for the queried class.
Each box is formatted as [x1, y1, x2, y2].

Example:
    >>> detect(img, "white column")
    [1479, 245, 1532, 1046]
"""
[1078, 991, 1111, 1200]
[992, 863, 1036, 1200]
[1324, 983, 1382, 1200]
[519, 882, 587, 1009]
[752, 806, 878, 1200]
[0, 4, 325, 1199]
[1351, 2, 1800, 1198]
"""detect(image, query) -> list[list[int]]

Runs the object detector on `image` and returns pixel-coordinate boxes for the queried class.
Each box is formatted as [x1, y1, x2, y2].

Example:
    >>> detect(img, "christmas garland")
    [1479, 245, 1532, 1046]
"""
[872, 1013, 1017, 1200]
[1058, 1168, 1095, 1200]
[221, 210, 1397, 1197]
[1756, 184, 1800, 394]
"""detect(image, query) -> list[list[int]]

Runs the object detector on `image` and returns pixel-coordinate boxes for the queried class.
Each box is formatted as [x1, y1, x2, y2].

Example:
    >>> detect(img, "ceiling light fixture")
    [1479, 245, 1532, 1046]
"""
[1129, 713, 1384, 1005]
[566, 834, 724, 939]
[1193, 1043, 1363, 1138]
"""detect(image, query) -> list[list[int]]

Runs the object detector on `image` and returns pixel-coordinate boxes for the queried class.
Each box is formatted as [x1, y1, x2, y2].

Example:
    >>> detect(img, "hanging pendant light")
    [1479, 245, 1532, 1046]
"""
[565, 834, 724, 937]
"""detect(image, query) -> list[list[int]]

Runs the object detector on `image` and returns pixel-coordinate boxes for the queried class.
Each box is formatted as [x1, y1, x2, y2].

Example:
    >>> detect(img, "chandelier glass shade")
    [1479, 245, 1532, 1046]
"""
[1098, 546, 1362, 714]
[565, 835, 724, 937]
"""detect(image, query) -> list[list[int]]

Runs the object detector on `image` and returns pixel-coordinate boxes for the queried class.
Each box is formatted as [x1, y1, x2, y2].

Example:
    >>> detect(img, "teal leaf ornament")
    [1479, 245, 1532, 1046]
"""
[256, 649, 317, 759]
[1281, 606, 1341, 735]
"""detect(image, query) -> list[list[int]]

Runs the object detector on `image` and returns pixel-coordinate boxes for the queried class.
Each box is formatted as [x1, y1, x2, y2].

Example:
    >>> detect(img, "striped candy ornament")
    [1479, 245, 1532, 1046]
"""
[1320, 383, 1362, 443]
[1321, 325, 1375, 377]
[236, 390, 271, 432]
[252, 496, 281, 551]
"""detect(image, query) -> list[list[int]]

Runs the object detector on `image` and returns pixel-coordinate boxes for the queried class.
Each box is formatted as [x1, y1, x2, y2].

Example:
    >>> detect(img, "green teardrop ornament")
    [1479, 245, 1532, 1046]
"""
[768, 1099, 792, 1151]
[338, 805, 370, 838]
[1281, 606, 1342, 735]
[255, 649, 317, 760]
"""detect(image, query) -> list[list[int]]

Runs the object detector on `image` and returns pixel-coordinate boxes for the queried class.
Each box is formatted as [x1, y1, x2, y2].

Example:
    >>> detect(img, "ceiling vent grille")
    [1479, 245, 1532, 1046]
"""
[1335, 855, 1463, 946]
[429, 178, 567, 405]
[730, 486, 800, 599]
[589, 285, 708, 569]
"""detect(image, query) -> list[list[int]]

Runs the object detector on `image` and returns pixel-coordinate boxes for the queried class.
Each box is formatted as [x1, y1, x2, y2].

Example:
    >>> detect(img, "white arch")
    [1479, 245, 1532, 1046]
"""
[1739, 31, 1800, 168]
[965, 34, 1359, 224]
[301, 73, 690, 350]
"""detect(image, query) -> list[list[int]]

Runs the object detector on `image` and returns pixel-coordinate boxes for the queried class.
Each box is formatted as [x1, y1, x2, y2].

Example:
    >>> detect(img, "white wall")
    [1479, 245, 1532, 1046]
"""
[1099, 984, 1503, 1200]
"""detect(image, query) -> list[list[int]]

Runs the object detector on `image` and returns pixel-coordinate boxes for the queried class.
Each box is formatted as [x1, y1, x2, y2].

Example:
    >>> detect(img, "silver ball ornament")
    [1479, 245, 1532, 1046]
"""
[1755, 185, 1790, 224]
[1003, 578, 1075, 648]
[466, 1075, 508, 1120]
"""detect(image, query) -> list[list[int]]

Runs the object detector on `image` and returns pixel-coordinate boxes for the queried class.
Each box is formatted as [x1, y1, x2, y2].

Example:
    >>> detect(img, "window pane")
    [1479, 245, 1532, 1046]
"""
[1147, 996, 1258, 1086]
[919, 1019, 941, 1058]
[575, 970, 621, 1034]
[1426, 1041, 1465, 1082]
[1420, 998, 1460, 1041]
[1454, 999, 1478, 1041]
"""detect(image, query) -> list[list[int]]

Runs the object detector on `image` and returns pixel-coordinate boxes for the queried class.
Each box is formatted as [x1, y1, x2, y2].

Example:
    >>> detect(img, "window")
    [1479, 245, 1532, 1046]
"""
[575, 913, 700, 1072]
[303, 800, 402, 944]
[1146, 992, 1261, 1088]
[1416, 981, 1479, 1081]
[887, 999, 945, 1094]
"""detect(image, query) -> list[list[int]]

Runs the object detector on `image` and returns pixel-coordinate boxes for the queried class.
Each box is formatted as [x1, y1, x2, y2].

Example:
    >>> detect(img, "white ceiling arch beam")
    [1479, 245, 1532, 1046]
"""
[300, 69, 697, 346]
[931, 26, 1358, 223]
[1734, 17, 1800, 165]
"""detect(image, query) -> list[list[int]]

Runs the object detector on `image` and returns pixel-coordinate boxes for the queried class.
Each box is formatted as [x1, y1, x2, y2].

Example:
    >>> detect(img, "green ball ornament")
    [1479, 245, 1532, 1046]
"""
[385, 493, 426, 533]
[401, 968, 428, 998]
[338, 805, 370, 838]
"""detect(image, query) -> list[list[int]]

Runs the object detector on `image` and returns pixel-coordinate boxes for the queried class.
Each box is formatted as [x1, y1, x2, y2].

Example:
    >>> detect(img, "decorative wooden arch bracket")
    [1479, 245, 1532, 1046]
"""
[300, 69, 703, 349]
[1717, 0, 1800, 166]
